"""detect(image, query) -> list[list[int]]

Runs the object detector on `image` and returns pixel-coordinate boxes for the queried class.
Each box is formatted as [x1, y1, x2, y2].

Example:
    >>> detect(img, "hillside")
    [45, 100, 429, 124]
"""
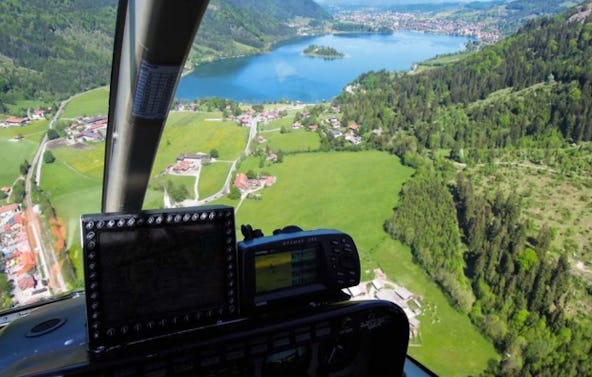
[0, 0, 116, 106]
[0, 0, 330, 111]
[333, 3, 592, 376]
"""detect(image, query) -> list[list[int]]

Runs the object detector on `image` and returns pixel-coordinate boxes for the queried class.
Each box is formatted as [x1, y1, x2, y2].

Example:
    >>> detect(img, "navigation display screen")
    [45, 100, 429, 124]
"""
[255, 246, 319, 294]
[97, 223, 226, 323]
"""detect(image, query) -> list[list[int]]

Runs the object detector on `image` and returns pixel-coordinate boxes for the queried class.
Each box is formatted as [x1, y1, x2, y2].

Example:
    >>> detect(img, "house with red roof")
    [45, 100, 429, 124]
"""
[4, 116, 29, 126]
[348, 123, 361, 132]
[234, 173, 249, 191]
[0, 204, 19, 216]
[31, 109, 46, 120]
[17, 250, 36, 275]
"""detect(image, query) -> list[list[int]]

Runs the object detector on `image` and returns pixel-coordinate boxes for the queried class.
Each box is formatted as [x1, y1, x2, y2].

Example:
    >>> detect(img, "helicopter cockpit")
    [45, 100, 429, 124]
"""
[0, 1, 422, 376]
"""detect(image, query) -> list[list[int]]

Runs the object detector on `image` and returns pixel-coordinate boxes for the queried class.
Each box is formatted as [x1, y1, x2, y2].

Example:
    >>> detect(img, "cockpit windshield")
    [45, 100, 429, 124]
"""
[1, 0, 591, 376]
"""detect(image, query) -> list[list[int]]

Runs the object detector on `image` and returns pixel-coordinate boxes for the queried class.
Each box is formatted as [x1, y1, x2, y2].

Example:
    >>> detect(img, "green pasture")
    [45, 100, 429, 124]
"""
[234, 151, 414, 250]
[50, 186, 102, 282]
[263, 129, 320, 152]
[60, 87, 109, 119]
[0, 120, 48, 142]
[0, 120, 48, 187]
[40, 150, 102, 202]
[0, 139, 37, 187]
[259, 115, 294, 131]
[48, 144, 105, 180]
[375, 240, 499, 377]
[149, 112, 248, 176]
[228, 150, 497, 377]
[199, 162, 232, 198]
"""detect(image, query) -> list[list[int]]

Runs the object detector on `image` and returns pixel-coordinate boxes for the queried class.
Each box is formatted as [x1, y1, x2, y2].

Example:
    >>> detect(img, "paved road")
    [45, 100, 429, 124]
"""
[176, 118, 258, 207]
[24, 97, 73, 294]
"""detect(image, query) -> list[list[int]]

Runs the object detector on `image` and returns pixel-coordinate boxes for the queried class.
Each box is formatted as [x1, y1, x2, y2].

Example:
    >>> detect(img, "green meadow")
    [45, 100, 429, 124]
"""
[199, 162, 232, 198]
[374, 240, 499, 376]
[40, 149, 104, 281]
[148, 111, 249, 176]
[262, 129, 320, 152]
[0, 139, 37, 187]
[0, 120, 49, 187]
[5, 99, 52, 116]
[60, 87, 109, 119]
[225, 150, 498, 377]
[39, 96, 497, 375]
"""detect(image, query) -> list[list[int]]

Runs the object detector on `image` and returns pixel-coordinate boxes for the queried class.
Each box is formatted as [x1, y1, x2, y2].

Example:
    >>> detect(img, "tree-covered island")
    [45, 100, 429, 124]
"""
[303, 44, 345, 59]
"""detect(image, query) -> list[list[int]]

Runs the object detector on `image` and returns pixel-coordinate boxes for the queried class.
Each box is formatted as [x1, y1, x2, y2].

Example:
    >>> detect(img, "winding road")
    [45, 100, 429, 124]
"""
[24, 95, 75, 294]
[173, 117, 259, 209]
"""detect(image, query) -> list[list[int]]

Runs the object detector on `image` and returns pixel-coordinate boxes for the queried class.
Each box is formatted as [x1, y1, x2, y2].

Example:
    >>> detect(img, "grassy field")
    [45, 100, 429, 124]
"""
[60, 87, 109, 119]
[262, 129, 320, 152]
[0, 139, 37, 187]
[374, 240, 498, 376]
[199, 162, 232, 198]
[34, 103, 498, 375]
[149, 112, 249, 177]
[0, 120, 48, 187]
[259, 113, 297, 131]
[0, 119, 48, 142]
[223, 151, 498, 377]
[414, 51, 474, 73]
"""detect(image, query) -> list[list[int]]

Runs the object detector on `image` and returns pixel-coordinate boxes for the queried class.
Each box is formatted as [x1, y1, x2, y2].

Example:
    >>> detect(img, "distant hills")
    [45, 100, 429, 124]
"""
[0, 0, 329, 111]
[335, 1, 592, 147]
[191, 0, 330, 64]
[0, 0, 116, 107]
[318, 0, 579, 34]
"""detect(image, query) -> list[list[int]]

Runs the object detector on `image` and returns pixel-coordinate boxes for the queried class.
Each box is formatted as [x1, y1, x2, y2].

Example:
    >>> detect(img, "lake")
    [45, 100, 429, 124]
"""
[176, 32, 470, 103]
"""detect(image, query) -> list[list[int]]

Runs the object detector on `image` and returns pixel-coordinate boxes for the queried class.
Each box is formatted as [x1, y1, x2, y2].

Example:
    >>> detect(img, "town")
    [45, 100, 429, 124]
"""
[0, 204, 51, 316]
[335, 10, 501, 45]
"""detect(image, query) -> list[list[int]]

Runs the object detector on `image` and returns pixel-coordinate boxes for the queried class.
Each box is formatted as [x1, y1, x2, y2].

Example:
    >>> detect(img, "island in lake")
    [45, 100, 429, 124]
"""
[303, 44, 345, 59]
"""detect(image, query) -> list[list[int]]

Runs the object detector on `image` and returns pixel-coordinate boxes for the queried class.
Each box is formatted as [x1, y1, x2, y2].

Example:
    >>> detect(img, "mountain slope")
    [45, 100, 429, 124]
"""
[0, 0, 330, 109]
[333, 3, 592, 376]
[336, 2, 592, 147]
[192, 0, 330, 63]
[0, 0, 116, 104]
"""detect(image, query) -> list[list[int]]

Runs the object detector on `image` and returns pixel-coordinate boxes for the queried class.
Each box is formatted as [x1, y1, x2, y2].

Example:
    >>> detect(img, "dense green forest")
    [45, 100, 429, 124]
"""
[0, 0, 116, 107]
[333, 3, 592, 376]
[0, 0, 329, 112]
[191, 0, 330, 64]
[335, 4, 592, 162]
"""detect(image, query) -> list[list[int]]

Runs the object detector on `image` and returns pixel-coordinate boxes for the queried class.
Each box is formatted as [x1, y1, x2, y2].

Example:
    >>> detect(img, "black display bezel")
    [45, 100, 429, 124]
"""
[81, 205, 238, 353]
[239, 229, 360, 311]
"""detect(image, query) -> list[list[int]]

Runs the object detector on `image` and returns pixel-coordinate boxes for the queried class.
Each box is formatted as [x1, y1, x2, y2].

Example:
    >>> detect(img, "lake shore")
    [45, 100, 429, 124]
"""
[176, 31, 470, 103]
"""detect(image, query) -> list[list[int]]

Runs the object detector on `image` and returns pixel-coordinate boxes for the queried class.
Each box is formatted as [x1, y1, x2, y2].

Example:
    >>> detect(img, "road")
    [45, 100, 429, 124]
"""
[24, 97, 72, 294]
[175, 118, 258, 208]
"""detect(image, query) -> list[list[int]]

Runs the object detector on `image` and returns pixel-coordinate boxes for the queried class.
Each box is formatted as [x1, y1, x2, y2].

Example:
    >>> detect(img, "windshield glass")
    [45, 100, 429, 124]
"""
[1, 0, 591, 376]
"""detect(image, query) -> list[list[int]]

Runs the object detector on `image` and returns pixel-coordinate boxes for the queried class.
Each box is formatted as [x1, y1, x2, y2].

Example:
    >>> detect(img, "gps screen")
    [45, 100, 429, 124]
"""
[255, 246, 319, 294]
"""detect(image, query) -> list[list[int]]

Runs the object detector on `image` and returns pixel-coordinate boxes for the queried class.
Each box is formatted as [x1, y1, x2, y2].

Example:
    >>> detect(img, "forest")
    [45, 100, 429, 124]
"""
[0, 0, 329, 112]
[334, 4, 592, 376]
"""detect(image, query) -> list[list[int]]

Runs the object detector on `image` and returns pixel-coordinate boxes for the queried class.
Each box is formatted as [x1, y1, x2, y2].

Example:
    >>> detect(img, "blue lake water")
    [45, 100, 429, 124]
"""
[176, 32, 470, 103]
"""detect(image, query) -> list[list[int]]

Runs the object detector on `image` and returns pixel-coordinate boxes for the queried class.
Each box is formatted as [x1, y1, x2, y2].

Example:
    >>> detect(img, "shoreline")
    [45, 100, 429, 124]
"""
[182, 28, 478, 79]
